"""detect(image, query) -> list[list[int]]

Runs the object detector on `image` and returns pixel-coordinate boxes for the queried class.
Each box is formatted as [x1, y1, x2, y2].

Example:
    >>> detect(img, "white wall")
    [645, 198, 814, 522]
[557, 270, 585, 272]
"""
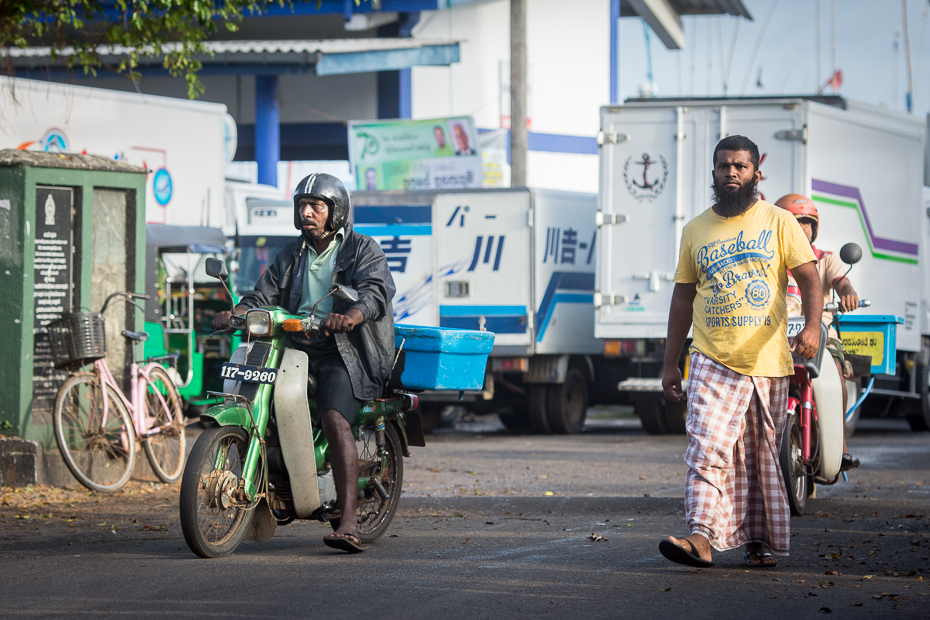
[411, 0, 609, 193]
[56, 72, 377, 125]
[525, 0, 609, 136]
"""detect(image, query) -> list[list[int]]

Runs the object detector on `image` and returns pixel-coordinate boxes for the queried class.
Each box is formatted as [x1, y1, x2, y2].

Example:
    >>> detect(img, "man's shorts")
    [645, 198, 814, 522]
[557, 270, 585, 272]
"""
[301, 347, 364, 425]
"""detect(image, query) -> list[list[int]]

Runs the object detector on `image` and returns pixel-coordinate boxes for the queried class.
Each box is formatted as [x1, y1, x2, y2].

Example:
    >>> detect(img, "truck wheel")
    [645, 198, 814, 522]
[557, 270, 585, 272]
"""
[497, 408, 530, 431]
[907, 364, 930, 431]
[546, 369, 589, 434]
[634, 399, 669, 435]
[527, 385, 551, 434]
[439, 405, 465, 427]
[418, 403, 441, 434]
[662, 399, 687, 435]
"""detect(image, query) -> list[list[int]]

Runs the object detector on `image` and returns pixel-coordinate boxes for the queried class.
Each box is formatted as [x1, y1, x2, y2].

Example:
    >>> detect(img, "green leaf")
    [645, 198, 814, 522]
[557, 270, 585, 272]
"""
[0, 0, 332, 99]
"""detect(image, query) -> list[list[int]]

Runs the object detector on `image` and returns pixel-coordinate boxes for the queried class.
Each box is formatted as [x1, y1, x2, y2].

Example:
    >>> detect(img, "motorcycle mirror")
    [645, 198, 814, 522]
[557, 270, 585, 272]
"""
[839, 243, 863, 265]
[205, 257, 229, 281]
[331, 284, 359, 303]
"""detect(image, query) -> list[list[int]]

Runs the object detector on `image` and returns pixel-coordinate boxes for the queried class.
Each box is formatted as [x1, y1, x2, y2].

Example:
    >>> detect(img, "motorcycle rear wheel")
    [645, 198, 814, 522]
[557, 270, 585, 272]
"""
[331, 422, 404, 544]
[179, 425, 255, 558]
[779, 411, 808, 516]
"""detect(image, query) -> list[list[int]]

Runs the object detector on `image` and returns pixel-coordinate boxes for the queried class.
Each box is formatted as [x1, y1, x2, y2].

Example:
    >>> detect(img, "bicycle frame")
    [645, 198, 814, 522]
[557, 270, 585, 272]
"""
[94, 353, 177, 442]
[788, 367, 817, 467]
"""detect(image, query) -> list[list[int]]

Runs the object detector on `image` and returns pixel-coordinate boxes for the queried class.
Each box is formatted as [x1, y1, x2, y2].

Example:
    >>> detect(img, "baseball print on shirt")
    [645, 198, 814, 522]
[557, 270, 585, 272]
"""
[674, 200, 816, 377]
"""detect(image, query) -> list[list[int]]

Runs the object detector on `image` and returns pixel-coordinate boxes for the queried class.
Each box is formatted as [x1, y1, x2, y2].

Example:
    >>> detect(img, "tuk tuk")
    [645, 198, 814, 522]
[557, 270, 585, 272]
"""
[143, 224, 240, 412]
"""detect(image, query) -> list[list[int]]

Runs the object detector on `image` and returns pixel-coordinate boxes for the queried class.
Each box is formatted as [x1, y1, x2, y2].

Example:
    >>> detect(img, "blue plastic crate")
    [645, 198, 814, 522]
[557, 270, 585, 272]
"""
[837, 314, 904, 376]
[393, 325, 495, 391]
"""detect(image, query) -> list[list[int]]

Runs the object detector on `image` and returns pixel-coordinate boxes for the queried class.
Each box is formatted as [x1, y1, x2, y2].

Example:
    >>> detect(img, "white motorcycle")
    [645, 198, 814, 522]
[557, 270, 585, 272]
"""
[780, 243, 874, 515]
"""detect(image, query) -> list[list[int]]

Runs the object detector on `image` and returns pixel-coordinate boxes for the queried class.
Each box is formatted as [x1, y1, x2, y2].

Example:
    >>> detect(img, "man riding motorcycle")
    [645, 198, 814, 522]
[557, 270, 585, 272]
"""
[212, 173, 396, 553]
[776, 193, 860, 472]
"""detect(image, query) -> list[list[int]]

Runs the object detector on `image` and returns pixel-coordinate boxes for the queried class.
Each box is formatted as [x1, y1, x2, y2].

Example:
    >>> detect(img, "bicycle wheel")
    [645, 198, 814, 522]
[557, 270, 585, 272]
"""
[142, 365, 186, 483]
[351, 422, 405, 544]
[54, 374, 136, 493]
[179, 425, 255, 558]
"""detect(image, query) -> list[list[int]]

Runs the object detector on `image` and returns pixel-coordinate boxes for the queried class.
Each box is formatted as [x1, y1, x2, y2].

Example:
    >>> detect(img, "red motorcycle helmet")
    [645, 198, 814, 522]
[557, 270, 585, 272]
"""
[775, 193, 819, 241]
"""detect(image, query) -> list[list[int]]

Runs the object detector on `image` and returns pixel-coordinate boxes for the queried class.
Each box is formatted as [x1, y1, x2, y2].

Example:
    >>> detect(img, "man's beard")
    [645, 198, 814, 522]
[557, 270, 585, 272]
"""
[301, 219, 334, 242]
[711, 176, 758, 217]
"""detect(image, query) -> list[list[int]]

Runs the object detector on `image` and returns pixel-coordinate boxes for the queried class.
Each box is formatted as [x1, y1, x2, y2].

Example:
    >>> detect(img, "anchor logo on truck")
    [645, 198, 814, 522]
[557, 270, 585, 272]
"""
[623, 153, 669, 202]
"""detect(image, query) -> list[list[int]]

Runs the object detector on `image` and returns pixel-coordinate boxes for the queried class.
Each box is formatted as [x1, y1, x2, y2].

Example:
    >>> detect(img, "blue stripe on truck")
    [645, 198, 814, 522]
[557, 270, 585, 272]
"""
[354, 225, 432, 237]
[439, 316, 526, 334]
[440, 305, 526, 316]
[535, 272, 595, 342]
[354, 206, 432, 225]
[439, 305, 528, 335]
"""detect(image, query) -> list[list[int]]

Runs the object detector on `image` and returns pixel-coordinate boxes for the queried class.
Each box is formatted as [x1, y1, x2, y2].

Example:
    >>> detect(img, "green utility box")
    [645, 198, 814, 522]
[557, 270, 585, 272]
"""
[0, 150, 146, 458]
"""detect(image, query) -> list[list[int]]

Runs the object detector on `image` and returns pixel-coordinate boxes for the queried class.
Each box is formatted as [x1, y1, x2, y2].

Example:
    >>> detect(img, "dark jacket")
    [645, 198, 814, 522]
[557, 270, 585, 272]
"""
[236, 223, 396, 401]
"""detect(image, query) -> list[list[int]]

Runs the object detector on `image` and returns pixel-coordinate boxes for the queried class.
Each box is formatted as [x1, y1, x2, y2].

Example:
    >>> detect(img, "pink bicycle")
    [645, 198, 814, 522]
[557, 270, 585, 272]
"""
[50, 292, 186, 492]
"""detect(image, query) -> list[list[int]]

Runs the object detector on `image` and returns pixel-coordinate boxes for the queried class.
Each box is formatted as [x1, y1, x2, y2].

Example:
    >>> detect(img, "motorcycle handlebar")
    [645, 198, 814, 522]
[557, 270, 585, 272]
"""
[824, 299, 870, 313]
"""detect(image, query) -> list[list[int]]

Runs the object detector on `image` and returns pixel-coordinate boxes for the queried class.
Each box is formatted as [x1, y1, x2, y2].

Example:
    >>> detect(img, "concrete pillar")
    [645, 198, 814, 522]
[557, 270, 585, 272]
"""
[377, 14, 417, 120]
[255, 75, 280, 187]
[377, 69, 412, 119]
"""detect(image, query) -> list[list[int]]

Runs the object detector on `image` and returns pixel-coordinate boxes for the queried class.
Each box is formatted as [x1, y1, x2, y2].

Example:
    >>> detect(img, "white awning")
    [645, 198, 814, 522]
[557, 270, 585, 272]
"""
[6, 38, 462, 77]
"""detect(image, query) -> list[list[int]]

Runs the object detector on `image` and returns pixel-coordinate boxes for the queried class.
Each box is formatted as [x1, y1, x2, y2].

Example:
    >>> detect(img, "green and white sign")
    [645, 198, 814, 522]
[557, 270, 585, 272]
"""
[348, 117, 483, 191]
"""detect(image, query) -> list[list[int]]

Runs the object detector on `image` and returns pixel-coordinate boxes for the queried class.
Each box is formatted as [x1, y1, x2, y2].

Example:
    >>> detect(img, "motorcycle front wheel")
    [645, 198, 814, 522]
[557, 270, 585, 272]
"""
[331, 422, 404, 544]
[779, 411, 809, 516]
[179, 425, 255, 558]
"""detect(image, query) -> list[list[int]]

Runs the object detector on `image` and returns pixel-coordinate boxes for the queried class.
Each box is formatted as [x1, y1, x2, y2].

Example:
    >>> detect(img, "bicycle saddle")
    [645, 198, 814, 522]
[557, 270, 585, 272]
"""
[121, 329, 149, 342]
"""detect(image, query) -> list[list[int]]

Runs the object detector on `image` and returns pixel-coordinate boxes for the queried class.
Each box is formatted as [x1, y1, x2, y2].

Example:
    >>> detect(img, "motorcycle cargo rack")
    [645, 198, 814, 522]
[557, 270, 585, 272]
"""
[46, 311, 107, 369]
[837, 315, 904, 375]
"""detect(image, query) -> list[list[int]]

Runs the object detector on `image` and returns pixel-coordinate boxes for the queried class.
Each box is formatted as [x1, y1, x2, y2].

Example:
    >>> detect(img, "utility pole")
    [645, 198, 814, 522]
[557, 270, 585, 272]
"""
[831, 0, 837, 93]
[894, 30, 900, 110]
[903, 0, 914, 113]
[510, 0, 527, 187]
[816, 0, 821, 94]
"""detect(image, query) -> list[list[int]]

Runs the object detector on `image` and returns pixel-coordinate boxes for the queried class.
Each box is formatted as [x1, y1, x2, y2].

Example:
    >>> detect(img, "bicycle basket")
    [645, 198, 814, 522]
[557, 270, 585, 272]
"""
[47, 312, 107, 368]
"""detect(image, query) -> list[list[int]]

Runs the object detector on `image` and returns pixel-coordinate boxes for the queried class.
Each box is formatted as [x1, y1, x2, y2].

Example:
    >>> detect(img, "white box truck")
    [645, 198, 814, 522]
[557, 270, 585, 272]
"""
[0, 76, 279, 232]
[594, 96, 930, 433]
[349, 188, 626, 433]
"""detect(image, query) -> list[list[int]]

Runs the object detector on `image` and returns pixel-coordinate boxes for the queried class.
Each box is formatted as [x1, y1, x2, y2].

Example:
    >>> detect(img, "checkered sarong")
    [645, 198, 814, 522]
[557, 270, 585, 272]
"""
[684, 351, 791, 556]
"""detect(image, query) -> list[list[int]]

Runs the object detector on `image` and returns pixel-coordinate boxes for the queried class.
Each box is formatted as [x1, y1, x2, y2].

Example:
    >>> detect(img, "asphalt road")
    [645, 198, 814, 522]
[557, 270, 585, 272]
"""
[1, 414, 928, 619]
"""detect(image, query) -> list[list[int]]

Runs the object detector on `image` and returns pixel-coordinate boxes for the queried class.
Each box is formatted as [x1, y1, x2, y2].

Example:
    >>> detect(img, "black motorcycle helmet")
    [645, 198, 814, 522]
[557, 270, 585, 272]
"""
[292, 173, 350, 233]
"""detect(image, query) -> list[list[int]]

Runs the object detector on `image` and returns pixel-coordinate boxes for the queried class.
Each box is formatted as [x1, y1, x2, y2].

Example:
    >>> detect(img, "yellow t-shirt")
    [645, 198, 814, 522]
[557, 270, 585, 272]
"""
[674, 200, 817, 376]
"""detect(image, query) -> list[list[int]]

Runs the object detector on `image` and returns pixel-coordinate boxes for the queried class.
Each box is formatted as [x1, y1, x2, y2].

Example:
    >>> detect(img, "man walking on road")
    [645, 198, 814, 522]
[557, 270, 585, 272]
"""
[659, 136, 823, 568]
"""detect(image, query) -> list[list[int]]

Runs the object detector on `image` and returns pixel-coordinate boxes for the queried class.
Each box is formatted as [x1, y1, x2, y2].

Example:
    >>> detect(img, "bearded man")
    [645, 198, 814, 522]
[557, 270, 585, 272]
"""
[659, 136, 823, 568]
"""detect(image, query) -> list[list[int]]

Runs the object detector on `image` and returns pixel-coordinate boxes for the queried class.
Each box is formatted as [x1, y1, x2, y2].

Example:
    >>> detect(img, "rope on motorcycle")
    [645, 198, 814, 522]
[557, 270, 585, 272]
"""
[237, 400, 268, 512]
[391, 337, 406, 373]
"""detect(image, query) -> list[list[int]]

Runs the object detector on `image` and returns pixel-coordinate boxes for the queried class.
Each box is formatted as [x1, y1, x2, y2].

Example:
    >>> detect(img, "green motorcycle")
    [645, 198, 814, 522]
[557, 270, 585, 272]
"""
[179, 258, 425, 558]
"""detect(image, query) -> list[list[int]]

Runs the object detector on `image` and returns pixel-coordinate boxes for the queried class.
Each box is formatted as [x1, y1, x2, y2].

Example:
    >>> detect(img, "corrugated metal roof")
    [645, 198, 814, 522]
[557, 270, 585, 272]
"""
[620, 0, 751, 19]
[146, 224, 227, 252]
[669, 0, 752, 19]
[6, 38, 459, 64]
[0, 149, 146, 173]
[6, 38, 462, 77]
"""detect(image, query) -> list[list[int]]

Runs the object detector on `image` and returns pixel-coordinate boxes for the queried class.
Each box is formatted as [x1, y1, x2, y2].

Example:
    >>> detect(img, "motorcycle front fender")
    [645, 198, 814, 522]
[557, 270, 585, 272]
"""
[201, 404, 254, 429]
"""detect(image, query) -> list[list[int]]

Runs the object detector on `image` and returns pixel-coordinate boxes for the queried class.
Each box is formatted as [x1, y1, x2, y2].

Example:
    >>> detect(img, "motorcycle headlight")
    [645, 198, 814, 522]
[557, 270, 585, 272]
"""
[246, 310, 273, 336]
